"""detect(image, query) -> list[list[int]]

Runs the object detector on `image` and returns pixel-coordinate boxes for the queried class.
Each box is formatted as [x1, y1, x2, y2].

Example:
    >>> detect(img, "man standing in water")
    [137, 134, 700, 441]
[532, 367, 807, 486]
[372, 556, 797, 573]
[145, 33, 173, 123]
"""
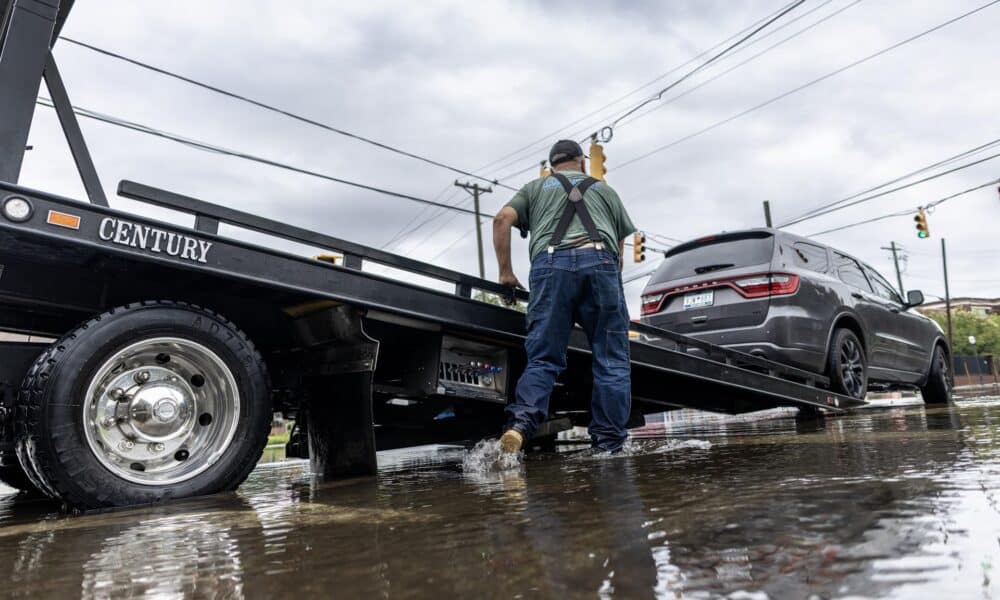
[492, 140, 636, 454]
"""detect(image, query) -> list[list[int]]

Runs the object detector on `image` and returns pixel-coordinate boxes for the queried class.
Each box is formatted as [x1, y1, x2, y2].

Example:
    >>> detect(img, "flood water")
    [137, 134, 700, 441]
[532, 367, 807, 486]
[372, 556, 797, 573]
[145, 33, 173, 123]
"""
[3, 397, 1000, 599]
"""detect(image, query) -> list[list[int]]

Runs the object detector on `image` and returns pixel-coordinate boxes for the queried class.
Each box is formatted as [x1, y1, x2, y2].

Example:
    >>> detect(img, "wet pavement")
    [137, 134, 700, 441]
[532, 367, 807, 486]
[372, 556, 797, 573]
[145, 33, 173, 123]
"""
[3, 397, 1000, 599]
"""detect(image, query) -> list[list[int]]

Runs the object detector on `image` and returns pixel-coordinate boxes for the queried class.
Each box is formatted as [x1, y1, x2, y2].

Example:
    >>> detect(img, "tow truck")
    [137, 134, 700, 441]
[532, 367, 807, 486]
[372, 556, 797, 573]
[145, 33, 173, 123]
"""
[0, 0, 865, 509]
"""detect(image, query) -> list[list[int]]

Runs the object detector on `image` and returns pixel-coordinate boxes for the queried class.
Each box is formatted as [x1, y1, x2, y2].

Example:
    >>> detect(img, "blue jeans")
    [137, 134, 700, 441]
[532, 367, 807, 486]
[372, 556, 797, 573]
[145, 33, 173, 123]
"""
[505, 247, 632, 451]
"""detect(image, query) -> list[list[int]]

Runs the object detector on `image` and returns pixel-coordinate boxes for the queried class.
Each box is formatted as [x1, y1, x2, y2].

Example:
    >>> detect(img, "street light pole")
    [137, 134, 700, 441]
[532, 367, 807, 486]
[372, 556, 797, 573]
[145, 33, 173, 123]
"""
[942, 238, 953, 351]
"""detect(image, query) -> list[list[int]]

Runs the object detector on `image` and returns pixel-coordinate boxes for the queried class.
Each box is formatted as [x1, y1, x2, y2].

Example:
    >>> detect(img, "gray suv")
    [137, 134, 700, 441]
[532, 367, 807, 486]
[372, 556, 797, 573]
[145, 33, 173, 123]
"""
[639, 229, 951, 402]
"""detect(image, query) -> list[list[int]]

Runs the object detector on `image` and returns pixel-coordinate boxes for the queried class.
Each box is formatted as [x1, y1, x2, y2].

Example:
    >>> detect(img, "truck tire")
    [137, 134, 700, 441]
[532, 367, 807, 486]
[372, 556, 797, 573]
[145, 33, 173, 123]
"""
[827, 328, 867, 400]
[15, 301, 271, 509]
[920, 345, 952, 405]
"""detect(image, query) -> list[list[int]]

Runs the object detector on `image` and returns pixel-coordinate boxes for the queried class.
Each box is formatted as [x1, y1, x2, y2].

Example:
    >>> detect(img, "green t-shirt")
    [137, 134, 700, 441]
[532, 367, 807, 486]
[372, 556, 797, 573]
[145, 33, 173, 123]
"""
[506, 171, 636, 260]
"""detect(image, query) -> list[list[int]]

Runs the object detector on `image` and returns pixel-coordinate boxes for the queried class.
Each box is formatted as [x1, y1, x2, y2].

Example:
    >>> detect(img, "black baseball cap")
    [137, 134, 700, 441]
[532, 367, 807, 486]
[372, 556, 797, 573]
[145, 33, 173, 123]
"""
[549, 139, 585, 166]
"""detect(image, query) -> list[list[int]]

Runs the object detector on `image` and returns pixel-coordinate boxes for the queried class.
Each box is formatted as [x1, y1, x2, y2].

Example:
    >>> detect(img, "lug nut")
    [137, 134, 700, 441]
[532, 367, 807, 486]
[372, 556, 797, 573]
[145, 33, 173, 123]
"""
[118, 440, 134, 452]
[102, 417, 117, 428]
[147, 442, 165, 453]
[134, 371, 151, 384]
[110, 388, 125, 401]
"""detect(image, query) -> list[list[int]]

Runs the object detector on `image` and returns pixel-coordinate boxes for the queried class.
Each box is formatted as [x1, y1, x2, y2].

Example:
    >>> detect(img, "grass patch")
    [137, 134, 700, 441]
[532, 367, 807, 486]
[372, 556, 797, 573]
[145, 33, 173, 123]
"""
[268, 432, 290, 446]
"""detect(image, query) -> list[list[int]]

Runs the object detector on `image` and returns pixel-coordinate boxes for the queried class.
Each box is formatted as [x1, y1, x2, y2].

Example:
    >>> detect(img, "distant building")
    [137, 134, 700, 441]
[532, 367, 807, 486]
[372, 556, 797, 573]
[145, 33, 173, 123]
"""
[917, 297, 1000, 317]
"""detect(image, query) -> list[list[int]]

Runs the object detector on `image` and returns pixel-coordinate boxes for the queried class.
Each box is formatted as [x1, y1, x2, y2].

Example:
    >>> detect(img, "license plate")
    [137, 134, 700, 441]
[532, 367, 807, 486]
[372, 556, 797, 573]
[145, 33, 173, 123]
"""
[683, 290, 714, 310]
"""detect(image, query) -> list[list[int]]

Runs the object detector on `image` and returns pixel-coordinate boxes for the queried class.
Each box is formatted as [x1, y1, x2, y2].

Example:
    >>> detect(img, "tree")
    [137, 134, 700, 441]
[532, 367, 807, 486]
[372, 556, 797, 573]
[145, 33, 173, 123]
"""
[925, 311, 1000, 355]
[473, 291, 527, 313]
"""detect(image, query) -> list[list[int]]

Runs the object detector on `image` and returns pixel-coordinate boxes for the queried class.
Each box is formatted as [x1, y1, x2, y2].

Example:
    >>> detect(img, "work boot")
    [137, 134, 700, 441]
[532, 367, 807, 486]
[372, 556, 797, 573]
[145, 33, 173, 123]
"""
[500, 429, 523, 454]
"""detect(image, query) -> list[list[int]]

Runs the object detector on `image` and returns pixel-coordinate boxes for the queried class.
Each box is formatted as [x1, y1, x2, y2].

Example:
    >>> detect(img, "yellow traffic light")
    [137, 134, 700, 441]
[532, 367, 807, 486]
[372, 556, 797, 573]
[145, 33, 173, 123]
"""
[589, 141, 607, 181]
[539, 160, 551, 178]
[633, 232, 645, 263]
[914, 209, 930, 239]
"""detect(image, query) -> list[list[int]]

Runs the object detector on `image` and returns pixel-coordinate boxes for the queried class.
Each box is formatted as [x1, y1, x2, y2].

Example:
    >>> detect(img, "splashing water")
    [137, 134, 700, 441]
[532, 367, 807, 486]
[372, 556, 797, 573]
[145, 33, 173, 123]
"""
[461, 439, 523, 474]
[650, 439, 712, 453]
[567, 438, 713, 460]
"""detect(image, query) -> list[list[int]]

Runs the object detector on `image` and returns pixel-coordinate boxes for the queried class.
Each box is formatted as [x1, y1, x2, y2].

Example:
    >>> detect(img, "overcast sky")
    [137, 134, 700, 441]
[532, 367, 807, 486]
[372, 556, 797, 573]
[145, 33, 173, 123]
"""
[20, 0, 1000, 315]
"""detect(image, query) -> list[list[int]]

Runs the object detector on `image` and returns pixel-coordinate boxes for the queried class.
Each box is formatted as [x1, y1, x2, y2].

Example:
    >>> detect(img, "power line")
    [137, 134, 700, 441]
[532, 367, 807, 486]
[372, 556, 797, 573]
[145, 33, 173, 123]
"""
[471, 0, 809, 177]
[385, 197, 466, 250]
[646, 231, 685, 244]
[401, 204, 469, 253]
[36, 98, 494, 219]
[490, 0, 839, 182]
[785, 149, 1000, 227]
[613, 0, 863, 130]
[614, 0, 1000, 171]
[382, 184, 464, 248]
[808, 207, 918, 237]
[623, 259, 664, 284]
[605, 0, 807, 130]
[380, 182, 456, 249]
[59, 36, 516, 192]
[428, 227, 473, 263]
[625, 240, 673, 254]
[781, 136, 1000, 226]
[808, 178, 999, 236]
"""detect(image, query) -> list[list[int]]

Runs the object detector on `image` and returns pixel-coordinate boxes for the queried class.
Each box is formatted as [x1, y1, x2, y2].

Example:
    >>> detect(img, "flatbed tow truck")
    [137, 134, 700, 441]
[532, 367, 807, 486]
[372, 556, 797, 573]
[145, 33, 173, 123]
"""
[0, 0, 865, 509]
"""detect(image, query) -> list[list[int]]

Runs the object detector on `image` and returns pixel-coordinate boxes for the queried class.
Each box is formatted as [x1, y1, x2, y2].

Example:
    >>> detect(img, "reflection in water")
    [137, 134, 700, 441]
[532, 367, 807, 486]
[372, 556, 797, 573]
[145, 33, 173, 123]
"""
[1, 398, 999, 598]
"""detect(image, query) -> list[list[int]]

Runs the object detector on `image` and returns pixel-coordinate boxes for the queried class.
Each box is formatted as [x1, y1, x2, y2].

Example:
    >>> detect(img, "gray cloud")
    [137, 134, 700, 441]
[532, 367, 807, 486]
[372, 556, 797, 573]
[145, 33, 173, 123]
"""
[19, 0, 1000, 317]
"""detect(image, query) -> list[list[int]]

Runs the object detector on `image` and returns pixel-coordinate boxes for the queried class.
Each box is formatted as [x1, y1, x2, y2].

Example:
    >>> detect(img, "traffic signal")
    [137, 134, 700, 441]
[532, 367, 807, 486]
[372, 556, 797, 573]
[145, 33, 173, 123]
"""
[914, 209, 930, 239]
[589, 140, 607, 181]
[633, 232, 646, 263]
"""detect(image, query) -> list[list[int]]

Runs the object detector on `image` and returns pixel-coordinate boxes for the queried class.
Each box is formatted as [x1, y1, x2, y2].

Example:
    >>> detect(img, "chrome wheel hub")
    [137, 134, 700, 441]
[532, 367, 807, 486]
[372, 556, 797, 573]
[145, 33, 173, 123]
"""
[84, 337, 240, 485]
[120, 376, 194, 442]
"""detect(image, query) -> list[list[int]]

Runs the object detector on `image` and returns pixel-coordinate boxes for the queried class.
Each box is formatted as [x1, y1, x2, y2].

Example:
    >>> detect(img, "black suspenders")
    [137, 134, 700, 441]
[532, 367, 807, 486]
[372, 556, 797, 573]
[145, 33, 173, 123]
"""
[547, 172, 603, 254]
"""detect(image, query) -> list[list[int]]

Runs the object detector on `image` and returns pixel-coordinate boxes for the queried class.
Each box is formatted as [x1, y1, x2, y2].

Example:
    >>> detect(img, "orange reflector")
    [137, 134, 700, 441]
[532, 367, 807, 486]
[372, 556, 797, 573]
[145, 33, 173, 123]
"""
[46, 210, 81, 230]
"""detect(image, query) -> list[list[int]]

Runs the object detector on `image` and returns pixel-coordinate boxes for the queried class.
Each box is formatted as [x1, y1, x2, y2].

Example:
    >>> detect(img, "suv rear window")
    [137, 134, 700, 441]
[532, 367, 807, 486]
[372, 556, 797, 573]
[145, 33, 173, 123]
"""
[653, 233, 774, 282]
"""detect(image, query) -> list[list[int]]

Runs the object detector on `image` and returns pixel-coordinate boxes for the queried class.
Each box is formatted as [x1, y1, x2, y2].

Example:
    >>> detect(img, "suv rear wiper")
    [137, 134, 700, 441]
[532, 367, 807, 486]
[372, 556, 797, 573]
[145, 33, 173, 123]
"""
[694, 263, 735, 274]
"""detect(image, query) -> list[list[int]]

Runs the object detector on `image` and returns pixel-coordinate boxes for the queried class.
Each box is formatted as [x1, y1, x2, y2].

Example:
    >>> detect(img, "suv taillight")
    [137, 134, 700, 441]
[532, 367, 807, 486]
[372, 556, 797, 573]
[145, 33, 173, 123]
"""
[640, 292, 666, 315]
[640, 273, 799, 315]
[732, 273, 799, 298]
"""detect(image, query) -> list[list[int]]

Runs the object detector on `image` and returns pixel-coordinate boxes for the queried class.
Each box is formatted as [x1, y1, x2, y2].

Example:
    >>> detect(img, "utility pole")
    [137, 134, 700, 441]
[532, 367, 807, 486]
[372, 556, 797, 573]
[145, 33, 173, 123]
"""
[454, 180, 493, 279]
[942, 238, 953, 351]
[881, 241, 905, 296]
[763, 201, 773, 228]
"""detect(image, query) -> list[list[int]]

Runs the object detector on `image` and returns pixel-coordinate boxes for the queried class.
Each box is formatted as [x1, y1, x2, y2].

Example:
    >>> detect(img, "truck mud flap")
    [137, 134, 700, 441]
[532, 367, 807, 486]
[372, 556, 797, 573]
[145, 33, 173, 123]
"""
[288, 304, 380, 479]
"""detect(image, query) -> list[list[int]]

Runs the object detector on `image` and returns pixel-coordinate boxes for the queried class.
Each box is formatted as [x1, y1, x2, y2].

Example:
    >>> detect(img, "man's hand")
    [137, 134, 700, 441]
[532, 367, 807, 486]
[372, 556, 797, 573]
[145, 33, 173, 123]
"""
[499, 271, 523, 305]
[499, 271, 523, 290]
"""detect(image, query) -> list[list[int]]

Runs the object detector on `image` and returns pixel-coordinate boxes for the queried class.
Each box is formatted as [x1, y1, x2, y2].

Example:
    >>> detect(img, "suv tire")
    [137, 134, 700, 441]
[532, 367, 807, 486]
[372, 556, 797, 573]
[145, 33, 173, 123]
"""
[920, 345, 952, 405]
[827, 328, 867, 400]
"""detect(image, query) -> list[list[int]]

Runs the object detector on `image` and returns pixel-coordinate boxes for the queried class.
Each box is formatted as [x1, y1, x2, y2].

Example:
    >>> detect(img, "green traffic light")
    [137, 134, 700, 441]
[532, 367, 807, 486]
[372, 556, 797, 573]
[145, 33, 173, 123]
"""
[918, 231, 929, 239]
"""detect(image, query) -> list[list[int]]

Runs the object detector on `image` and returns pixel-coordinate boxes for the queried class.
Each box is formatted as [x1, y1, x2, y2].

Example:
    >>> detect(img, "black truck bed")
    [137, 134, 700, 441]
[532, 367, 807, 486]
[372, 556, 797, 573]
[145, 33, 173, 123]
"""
[0, 179, 864, 419]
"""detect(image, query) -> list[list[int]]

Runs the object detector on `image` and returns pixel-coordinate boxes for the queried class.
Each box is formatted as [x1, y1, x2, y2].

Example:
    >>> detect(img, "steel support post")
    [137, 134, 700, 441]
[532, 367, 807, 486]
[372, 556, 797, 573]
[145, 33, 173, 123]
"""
[0, 0, 60, 183]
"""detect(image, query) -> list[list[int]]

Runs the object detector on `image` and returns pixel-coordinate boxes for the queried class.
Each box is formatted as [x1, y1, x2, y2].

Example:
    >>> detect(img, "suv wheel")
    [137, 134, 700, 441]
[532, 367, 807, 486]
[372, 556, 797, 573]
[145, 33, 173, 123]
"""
[920, 345, 952, 405]
[828, 329, 867, 400]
